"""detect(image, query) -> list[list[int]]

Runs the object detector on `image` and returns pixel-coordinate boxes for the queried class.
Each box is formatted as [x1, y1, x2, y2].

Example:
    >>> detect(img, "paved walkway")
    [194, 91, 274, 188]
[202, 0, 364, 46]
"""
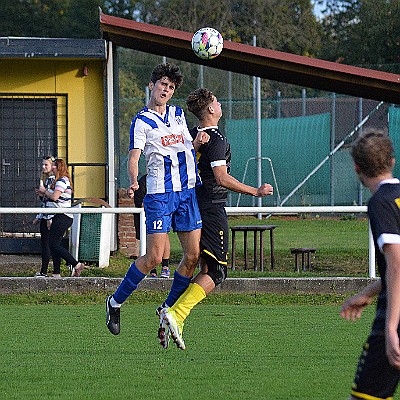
[0, 254, 42, 275]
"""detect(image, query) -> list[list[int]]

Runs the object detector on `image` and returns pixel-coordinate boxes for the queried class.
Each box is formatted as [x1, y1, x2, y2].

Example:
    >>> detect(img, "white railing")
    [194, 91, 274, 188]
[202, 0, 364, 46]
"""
[0, 206, 374, 277]
[0, 207, 146, 257]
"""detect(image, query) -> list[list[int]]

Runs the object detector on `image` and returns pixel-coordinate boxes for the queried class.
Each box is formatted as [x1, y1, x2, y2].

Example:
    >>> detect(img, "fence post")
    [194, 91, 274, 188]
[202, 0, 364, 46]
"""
[358, 98, 364, 205]
[330, 93, 336, 206]
[276, 90, 281, 118]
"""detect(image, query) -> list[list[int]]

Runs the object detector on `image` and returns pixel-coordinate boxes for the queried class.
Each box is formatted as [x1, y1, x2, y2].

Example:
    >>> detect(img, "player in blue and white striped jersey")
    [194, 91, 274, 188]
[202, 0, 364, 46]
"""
[130, 103, 200, 194]
[106, 63, 209, 341]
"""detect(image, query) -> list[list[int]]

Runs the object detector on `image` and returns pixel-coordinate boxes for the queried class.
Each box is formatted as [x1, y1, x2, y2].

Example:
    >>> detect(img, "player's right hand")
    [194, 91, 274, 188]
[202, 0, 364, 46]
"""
[257, 183, 273, 197]
[339, 293, 371, 321]
[386, 329, 400, 369]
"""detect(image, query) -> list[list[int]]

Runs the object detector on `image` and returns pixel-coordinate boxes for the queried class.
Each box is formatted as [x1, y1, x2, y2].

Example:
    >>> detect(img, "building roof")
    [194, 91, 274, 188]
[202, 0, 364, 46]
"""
[100, 12, 400, 104]
[0, 37, 106, 59]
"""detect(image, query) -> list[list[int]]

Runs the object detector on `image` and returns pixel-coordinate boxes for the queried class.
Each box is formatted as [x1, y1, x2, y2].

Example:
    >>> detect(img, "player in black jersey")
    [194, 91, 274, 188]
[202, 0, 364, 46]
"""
[340, 131, 400, 399]
[159, 88, 273, 349]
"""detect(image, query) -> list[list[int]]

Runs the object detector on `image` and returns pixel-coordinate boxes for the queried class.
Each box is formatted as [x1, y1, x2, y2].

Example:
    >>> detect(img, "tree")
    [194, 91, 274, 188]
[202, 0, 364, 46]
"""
[0, 0, 102, 38]
[133, 0, 233, 33]
[1, 0, 321, 57]
[130, 0, 321, 56]
[127, 0, 322, 97]
[62, 0, 102, 38]
[231, 0, 321, 56]
[319, 0, 400, 68]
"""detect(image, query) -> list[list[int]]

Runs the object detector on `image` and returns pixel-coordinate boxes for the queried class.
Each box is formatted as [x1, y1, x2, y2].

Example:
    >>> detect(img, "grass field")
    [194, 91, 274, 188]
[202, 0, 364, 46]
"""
[1, 215, 370, 279]
[1, 215, 392, 399]
[1, 292, 397, 400]
[84, 214, 370, 279]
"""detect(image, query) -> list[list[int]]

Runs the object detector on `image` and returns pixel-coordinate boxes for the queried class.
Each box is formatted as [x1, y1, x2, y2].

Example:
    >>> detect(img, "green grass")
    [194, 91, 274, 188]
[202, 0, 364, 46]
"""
[226, 215, 369, 275]
[2, 215, 370, 278]
[1, 293, 391, 400]
[91, 214, 370, 278]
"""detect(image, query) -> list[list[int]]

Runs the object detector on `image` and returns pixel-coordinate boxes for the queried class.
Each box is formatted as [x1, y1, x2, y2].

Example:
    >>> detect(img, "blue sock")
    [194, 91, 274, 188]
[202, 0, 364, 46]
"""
[164, 270, 192, 307]
[113, 262, 146, 304]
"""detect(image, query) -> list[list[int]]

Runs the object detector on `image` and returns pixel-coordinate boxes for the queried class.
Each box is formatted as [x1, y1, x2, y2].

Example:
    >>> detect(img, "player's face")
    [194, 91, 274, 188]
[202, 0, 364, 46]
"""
[211, 96, 222, 118]
[150, 77, 176, 106]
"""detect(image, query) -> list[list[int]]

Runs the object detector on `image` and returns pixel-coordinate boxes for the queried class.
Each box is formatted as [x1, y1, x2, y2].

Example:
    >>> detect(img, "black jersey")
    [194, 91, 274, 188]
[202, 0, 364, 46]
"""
[190, 126, 231, 204]
[368, 180, 400, 333]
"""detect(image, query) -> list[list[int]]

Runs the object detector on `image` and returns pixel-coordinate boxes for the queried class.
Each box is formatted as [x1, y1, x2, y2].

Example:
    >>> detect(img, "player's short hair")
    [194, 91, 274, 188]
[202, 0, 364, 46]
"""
[186, 88, 214, 120]
[150, 63, 183, 88]
[351, 130, 394, 177]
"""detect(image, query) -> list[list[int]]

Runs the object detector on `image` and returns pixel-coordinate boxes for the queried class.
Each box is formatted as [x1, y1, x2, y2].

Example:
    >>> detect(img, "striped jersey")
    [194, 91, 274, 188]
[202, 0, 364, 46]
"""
[46, 176, 73, 219]
[129, 105, 200, 194]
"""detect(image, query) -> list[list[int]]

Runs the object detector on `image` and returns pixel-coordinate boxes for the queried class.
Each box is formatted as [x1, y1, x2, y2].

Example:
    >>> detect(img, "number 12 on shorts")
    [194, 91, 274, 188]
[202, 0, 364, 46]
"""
[153, 220, 163, 230]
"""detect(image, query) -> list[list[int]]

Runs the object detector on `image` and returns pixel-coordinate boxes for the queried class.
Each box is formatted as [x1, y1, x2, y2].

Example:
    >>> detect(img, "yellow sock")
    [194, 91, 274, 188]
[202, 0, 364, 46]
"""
[171, 283, 206, 323]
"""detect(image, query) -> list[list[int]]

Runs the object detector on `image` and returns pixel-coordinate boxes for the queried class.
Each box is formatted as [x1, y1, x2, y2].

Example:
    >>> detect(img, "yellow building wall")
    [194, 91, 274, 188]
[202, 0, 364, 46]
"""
[0, 58, 106, 199]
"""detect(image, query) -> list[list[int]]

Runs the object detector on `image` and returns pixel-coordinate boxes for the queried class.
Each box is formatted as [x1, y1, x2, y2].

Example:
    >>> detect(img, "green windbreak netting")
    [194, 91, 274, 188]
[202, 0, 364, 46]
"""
[226, 113, 332, 206]
[389, 106, 400, 179]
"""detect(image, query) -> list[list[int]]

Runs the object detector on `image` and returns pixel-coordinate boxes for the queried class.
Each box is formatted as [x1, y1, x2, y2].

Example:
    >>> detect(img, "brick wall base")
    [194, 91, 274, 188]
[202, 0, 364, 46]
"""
[117, 188, 139, 258]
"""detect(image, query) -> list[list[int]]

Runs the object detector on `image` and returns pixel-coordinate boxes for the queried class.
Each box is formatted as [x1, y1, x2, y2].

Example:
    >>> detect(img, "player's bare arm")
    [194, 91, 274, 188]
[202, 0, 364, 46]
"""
[383, 243, 400, 368]
[127, 148, 141, 198]
[212, 164, 273, 197]
[340, 280, 381, 321]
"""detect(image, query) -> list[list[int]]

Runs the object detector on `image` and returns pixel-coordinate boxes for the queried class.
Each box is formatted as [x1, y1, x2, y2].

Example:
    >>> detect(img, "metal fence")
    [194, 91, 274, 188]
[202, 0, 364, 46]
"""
[117, 50, 395, 207]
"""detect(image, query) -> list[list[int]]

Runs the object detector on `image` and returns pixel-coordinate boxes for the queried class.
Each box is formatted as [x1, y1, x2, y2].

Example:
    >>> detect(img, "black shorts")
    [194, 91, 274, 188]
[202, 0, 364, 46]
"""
[351, 333, 400, 399]
[133, 213, 141, 240]
[198, 201, 228, 265]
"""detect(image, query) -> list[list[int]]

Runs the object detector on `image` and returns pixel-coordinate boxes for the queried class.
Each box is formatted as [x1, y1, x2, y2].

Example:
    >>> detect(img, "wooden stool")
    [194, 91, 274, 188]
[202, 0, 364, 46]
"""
[290, 248, 317, 272]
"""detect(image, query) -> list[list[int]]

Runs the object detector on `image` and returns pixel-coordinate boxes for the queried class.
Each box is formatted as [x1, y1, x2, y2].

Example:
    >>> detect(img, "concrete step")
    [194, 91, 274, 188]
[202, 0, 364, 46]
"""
[0, 276, 376, 295]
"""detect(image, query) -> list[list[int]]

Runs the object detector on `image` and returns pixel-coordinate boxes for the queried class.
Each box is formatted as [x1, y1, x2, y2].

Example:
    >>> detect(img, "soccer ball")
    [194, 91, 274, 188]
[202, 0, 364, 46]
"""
[191, 27, 223, 60]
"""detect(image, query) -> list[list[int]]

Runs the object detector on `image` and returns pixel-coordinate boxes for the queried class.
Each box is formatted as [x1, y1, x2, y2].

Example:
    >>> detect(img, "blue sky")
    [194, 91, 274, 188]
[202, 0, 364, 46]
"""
[313, 1, 325, 19]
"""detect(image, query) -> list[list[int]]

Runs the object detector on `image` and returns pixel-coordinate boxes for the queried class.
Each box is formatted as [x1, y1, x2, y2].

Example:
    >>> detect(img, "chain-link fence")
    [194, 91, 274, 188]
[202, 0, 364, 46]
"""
[117, 48, 397, 206]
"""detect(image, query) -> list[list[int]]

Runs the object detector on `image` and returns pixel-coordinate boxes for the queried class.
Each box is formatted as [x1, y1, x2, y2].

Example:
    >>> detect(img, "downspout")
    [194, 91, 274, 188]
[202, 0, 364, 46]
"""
[106, 40, 117, 250]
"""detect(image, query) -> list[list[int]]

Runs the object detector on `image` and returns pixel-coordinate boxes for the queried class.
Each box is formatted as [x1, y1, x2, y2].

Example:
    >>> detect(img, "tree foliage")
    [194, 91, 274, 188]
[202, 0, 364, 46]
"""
[0, 0, 101, 38]
[129, 0, 321, 56]
[230, 0, 321, 56]
[1, 0, 320, 57]
[319, 0, 400, 68]
[1, 0, 400, 69]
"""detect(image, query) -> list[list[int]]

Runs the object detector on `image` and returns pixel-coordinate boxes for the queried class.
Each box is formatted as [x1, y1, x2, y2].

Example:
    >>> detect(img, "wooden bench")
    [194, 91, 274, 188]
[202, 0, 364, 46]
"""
[231, 225, 277, 271]
[290, 247, 317, 272]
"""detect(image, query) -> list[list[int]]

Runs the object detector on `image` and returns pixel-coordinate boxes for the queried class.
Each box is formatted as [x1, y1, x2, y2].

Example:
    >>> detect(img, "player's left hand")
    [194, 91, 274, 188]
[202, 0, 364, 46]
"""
[257, 183, 273, 197]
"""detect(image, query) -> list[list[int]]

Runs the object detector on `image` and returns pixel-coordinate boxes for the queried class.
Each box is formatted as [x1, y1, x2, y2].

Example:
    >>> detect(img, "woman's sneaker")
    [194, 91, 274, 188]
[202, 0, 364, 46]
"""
[34, 272, 48, 278]
[71, 262, 84, 277]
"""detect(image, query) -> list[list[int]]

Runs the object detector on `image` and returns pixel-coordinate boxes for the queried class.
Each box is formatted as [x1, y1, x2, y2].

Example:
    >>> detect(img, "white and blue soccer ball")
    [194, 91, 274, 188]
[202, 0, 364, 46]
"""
[191, 27, 223, 60]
